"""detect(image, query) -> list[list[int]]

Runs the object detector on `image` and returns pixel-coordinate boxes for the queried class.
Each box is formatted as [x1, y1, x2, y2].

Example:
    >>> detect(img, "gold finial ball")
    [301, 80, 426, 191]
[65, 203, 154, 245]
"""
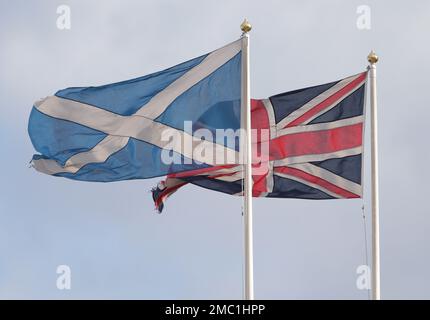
[368, 50, 379, 64]
[240, 19, 252, 33]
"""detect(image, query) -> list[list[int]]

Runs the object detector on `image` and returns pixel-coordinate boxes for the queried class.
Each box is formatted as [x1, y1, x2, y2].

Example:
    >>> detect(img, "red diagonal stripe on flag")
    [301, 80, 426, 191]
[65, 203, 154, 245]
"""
[285, 72, 367, 128]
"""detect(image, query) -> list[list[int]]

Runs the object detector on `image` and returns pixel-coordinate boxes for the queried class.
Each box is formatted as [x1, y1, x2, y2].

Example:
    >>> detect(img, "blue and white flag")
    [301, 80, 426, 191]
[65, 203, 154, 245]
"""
[28, 40, 242, 181]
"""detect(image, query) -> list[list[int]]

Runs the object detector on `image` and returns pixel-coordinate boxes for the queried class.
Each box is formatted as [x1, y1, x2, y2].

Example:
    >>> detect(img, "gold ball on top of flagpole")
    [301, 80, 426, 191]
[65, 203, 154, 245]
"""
[240, 18, 252, 33]
[368, 50, 379, 64]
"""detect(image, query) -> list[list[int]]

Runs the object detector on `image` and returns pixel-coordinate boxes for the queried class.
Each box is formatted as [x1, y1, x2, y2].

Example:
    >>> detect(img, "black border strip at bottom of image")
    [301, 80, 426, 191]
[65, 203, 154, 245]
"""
[1, 300, 429, 318]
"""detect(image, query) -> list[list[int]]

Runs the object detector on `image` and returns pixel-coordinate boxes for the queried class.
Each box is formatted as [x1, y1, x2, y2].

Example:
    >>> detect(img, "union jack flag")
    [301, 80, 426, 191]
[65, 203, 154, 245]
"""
[153, 72, 368, 212]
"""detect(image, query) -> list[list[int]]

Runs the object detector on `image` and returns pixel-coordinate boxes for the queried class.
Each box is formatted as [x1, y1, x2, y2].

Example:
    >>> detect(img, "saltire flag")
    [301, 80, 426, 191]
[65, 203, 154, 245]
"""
[28, 40, 242, 181]
[153, 72, 368, 212]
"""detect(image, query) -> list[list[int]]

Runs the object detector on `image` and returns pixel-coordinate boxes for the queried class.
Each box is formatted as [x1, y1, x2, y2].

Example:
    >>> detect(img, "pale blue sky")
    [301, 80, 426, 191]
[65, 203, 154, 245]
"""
[1, 0, 429, 299]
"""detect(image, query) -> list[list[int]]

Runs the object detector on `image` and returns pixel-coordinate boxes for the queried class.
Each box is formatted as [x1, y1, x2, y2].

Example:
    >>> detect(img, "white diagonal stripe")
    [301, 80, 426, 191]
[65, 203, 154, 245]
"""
[287, 162, 362, 196]
[136, 39, 241, 119]
[276, 115, 363, 137]
[274, 171, 343, 199]
[197, 165, 243, 176]
[33, 135, 129, 175]
[210, 171, 243, 182]
[301, 78, 366, 125]
[262, 99, 276, 138]
[273, 146, 362, 167]
[265, 161, 274, 193]
[276, 73, 364, 129]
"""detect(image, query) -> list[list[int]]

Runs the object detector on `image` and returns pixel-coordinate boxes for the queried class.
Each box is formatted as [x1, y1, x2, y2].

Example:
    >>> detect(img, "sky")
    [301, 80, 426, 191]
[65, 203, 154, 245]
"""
[1, 0, 429, 299]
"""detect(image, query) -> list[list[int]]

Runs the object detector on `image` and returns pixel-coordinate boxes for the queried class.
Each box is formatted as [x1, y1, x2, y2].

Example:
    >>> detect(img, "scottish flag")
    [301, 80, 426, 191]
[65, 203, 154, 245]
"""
[28, 40, 242, 181]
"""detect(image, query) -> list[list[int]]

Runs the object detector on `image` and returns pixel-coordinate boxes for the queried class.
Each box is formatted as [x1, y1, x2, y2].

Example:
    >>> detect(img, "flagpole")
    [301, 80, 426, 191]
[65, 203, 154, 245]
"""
[368, 51, 380, 300]
[240, 19, 254, 300]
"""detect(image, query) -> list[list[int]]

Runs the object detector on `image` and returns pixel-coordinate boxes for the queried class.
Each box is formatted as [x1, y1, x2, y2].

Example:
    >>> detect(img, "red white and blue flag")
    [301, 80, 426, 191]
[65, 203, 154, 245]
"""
[153, 72, 368, 212]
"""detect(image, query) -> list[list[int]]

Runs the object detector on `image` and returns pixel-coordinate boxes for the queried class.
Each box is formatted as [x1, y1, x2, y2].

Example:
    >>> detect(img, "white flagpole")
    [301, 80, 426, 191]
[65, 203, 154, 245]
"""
[368, 51, 381, 300]
[240, 19, 254, 300]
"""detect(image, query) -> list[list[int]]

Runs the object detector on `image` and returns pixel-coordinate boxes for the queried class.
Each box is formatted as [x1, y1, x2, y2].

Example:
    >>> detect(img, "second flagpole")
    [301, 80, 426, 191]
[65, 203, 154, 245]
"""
[368, 50, 381, 300]
[240, 19, 254, 300]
